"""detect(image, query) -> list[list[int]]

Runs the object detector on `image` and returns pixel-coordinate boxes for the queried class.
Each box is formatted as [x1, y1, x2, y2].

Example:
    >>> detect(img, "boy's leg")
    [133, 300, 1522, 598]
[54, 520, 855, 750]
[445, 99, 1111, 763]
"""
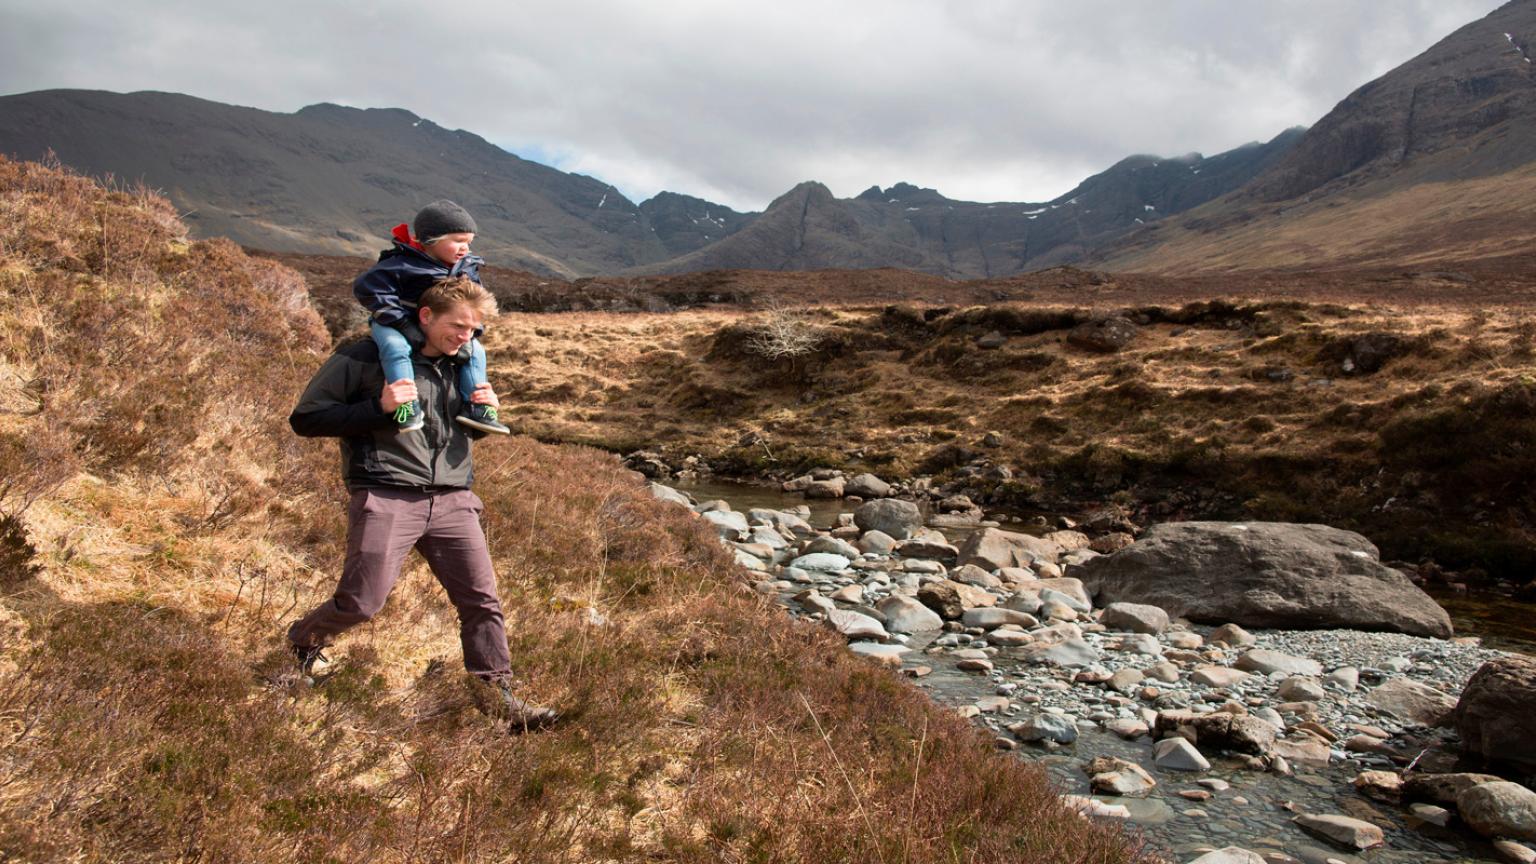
[459, 337, 488, 392]
[413, 490, 511, 678]
[370, 320, 422, 430]
[287, 489, 428, 650]
[455, 338, 509, 434]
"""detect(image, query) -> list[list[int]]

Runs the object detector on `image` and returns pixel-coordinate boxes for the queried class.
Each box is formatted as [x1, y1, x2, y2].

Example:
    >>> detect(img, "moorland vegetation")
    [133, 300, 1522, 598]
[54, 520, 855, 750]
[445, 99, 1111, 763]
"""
[0, 156, 1145, 863]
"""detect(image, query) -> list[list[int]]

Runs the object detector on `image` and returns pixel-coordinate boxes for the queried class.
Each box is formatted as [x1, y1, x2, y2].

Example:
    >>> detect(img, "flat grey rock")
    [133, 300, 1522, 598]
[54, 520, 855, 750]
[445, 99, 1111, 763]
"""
[788, 552, 851, 572]
[1152, 736, 1211, 771]
[1075, 521, 1453, 637]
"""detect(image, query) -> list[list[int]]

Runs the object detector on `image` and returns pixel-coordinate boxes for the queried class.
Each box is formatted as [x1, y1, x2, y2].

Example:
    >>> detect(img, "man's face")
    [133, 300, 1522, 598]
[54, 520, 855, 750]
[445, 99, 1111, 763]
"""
[423, 232, 474, 266]
[418, 302, 483, 357]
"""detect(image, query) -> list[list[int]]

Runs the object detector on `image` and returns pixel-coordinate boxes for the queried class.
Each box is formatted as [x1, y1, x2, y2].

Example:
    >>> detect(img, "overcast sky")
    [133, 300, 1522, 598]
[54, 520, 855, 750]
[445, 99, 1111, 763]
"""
[0, 0, 1510, 211]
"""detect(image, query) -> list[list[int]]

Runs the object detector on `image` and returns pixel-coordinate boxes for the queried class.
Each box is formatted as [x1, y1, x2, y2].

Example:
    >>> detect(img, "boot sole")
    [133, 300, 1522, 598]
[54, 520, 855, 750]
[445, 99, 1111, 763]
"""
[455, 416, 510, 435]
[507, 710, 561, 733]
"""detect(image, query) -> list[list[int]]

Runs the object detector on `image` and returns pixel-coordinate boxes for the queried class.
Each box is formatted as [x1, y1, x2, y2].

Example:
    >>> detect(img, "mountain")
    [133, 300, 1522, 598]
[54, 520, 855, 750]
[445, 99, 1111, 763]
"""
[0, 88, 1295, 279]
[630, 130, 1300, 278]
[636, 191, 753, 257]
[1098, 0, 1536, 272]
[0, 89, 688, 277]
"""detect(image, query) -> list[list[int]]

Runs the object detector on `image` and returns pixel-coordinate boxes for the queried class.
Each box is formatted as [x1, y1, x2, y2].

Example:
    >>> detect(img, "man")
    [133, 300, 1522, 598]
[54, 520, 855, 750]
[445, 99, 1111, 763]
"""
[286, 276, 557, 731]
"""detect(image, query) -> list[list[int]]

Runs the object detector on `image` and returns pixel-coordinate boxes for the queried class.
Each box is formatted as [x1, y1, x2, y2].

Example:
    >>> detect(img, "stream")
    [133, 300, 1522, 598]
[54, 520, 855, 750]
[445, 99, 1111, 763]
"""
[674, 475, 1536, 863]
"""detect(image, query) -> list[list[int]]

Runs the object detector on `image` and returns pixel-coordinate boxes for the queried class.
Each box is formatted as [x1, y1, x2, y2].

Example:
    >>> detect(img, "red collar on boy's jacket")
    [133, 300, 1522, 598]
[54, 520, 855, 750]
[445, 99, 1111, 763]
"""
[390, 223, 427, 253]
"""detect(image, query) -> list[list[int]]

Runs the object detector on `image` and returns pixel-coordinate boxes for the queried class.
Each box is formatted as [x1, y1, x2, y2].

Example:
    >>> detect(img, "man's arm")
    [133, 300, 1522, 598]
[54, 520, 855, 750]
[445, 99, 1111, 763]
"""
[289, 351, 396, 437]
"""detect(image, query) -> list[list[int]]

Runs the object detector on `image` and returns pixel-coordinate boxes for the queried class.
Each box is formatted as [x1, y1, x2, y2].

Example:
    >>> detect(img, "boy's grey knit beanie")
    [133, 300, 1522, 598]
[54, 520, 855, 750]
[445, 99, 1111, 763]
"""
[413, 200, 478, 240]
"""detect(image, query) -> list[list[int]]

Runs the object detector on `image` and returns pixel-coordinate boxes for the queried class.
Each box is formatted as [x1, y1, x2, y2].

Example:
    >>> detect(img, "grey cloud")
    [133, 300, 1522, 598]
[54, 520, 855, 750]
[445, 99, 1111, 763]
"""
[0, 0, 1510, 210]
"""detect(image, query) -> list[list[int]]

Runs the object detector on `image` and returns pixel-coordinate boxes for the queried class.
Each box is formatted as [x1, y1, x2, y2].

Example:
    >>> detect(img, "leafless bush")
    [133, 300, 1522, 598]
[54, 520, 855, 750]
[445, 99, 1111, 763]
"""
[744, 305, 823, 360]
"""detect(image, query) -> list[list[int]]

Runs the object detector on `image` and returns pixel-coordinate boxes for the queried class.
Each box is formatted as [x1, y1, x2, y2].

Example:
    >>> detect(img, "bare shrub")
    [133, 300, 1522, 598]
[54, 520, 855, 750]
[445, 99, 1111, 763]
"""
[744, 305, 824, 360]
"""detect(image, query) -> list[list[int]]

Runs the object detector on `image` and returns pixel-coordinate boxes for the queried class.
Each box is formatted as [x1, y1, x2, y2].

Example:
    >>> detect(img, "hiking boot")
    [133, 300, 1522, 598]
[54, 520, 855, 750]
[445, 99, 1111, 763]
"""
[470, 677, 560, 732]
[291, 643, 331, 678]
[394, 401, 425, 432]
[455, 403, 510, 435]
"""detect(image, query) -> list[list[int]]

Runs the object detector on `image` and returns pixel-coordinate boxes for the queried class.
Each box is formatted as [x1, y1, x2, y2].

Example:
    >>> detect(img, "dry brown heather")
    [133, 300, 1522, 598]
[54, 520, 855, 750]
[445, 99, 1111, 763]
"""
[0, 157, 1146, 861]
[478, 296, 1536, 583]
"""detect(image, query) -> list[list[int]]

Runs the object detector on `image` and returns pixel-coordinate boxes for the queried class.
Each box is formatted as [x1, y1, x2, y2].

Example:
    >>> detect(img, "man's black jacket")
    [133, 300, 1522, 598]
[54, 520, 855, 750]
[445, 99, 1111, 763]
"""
[289, 338, 485, 491]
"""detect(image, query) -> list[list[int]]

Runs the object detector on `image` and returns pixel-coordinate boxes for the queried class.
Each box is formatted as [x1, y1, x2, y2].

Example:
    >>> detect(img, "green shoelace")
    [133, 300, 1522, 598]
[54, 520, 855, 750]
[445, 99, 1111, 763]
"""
[394, 403, 414, 424]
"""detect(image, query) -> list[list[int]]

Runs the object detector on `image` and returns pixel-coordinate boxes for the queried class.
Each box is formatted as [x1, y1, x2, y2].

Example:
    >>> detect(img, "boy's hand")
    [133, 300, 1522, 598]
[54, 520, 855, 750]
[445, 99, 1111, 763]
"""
[469, 382, 499, 407]
[380, 379, 418, 412]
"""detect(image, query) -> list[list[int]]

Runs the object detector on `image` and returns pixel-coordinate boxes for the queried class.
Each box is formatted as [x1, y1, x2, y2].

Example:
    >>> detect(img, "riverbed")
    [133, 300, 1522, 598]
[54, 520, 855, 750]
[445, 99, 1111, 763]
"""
[672, 475, 1535, 863]
[676, 476, 1536, 655]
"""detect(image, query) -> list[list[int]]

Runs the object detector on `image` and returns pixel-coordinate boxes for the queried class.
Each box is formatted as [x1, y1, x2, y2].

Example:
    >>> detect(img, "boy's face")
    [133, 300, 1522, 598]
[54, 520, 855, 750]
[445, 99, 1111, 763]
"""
[423, 232, 474, 266]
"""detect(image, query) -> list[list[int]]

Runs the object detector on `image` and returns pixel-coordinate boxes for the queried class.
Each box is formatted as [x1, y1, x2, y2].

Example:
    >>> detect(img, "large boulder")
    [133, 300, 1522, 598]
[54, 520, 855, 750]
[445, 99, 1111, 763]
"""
[1458, 781, 1536, 842]
[853, 499, 923, 540]
[957, 527, 1063, 570]
[1455, 656, 1536, 769]
[1074, 522, 1453, 637]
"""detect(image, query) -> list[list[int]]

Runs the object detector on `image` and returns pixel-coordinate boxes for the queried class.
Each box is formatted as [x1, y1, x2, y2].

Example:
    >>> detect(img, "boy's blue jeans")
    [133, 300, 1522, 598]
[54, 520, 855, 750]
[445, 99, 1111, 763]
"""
[370, 320, 486, 408]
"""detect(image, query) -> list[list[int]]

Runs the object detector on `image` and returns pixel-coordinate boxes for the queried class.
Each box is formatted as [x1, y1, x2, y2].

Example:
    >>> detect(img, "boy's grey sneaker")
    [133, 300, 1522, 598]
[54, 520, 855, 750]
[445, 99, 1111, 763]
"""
[455, 403, 510, 435]
[393, 401, 425, 432]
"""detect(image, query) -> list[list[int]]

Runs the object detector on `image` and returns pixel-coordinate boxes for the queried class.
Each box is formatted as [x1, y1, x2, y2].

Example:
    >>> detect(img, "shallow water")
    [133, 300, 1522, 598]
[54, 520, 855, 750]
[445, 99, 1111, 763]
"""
[1425, 587, 1536, 655]
[903, 637, 1504, 864]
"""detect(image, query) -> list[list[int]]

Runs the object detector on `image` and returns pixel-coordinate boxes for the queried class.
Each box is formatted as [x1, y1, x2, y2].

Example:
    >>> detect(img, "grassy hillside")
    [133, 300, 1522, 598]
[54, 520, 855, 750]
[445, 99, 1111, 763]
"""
[1099, 162, 1536, 274]
[0, 157, 1144, 863]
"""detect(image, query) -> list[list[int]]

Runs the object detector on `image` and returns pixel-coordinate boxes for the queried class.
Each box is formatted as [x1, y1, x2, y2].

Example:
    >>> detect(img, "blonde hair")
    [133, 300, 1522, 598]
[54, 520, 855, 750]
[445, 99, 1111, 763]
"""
[420, 276, 497, 319]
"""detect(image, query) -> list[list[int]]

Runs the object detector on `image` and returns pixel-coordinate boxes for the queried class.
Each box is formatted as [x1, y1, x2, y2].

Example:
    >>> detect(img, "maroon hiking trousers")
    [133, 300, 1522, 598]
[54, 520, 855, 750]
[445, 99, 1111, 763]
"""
[288, 487, 512, 679]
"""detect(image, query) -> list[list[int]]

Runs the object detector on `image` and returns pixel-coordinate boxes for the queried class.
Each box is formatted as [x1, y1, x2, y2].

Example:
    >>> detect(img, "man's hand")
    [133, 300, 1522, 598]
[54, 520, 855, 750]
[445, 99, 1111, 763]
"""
[380, 379, 418, 412]
[469, 383, 499, 407]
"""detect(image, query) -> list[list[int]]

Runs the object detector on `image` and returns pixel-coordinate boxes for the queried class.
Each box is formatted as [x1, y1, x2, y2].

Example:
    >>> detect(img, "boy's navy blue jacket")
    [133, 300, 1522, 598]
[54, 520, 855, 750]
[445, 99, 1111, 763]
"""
[353, 224, 484, 327]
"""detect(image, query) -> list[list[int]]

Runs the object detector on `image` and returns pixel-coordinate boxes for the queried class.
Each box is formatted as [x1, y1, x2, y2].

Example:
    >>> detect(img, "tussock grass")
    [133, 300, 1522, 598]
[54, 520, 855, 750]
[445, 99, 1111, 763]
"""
[0, 156, 1145, 861]
[484, 295, 1536, 582]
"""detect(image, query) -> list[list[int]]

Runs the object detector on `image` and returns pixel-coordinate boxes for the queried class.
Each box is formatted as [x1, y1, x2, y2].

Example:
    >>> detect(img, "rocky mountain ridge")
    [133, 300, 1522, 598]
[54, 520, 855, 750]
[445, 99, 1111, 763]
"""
[631, 131, 1301, 278]
[0, 88, 1293, 279]
[1098, 0, 1536, 272]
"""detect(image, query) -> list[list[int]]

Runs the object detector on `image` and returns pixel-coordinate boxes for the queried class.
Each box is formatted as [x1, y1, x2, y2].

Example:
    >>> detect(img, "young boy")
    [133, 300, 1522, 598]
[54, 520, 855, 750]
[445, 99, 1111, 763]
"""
[353, 200, 510, 434]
